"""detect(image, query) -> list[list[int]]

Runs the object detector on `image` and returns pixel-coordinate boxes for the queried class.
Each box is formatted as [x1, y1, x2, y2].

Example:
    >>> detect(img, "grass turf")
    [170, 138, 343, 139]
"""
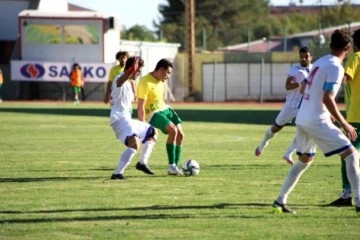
[0, 102, 359, 240]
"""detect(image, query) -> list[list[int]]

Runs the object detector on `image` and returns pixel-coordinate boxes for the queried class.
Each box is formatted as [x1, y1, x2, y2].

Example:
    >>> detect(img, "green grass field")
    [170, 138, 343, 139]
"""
[0, 102, 359, 240]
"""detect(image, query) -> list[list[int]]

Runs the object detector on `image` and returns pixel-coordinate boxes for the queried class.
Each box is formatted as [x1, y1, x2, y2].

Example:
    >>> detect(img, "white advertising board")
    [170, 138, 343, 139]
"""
[11, 60, 112, 82]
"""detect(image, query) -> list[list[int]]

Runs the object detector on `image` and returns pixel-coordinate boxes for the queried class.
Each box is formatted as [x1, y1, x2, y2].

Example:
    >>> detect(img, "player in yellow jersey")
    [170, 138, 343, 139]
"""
[329, 29, 360, 207]
[137, 59, 185, 175]
[104, 51, 129, 104]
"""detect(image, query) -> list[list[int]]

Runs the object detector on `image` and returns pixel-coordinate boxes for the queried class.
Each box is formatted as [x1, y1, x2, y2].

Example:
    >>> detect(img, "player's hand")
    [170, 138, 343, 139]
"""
[342, 122, 357, 141]
[128, 57, 139, 75]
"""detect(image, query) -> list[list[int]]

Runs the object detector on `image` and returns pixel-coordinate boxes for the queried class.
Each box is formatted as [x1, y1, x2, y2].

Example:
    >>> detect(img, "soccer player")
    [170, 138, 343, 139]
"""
[272, 29, 360, 214]
[329, 29, 360, 206]
[104, 51, 129, 104]
[109, 56, 157, 180]
[255, 47, 313, 164]
[137, 58, 185, 176]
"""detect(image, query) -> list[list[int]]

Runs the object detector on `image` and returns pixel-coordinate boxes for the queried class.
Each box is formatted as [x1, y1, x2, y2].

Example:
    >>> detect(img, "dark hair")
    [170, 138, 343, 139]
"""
[115, 51, 129, 60]
[72, 63, 81, 69]
[299, 46, 312, 55]
[330, 29, 352, 51]
[352, 28, 360, 49]
[154, 58, 173, 71]
[124, 56, 144, 71]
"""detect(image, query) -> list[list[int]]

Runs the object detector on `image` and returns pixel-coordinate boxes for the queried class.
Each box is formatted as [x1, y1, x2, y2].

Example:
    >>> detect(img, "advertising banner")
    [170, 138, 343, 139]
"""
[11, 60, 112, 82]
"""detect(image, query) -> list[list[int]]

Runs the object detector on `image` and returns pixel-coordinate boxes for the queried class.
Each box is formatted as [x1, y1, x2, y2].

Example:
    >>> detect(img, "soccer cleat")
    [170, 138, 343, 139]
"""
[110, 173, 126, 180]
[167, 166, 183, 176]
[135, 162, 155, 175]
[327, 197, 352, 207]
[356, 206, 360, 214]
[255, 142, 268, 156]
[272, 201, 296, 214]
[282, 155, 294, 165]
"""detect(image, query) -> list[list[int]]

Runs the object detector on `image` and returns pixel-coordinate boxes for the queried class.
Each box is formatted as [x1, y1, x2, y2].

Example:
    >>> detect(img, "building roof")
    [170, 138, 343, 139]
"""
[219, 22, 360, 53]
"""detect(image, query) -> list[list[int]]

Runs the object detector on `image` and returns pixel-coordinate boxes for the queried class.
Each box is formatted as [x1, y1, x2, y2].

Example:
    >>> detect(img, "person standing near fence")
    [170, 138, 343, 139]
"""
[255, 47, 313, 164]
[69, 63, 84, 105]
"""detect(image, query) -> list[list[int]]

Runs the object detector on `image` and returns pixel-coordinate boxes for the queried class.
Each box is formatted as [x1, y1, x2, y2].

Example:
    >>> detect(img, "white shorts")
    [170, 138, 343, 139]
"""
[111, 116, 153, 144]
[275, 106, 298, 127]
[296, 122, 352, 157]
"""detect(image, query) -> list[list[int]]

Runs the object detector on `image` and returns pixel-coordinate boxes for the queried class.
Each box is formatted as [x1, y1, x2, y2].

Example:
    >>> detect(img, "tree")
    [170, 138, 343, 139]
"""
[121, 25, 157, 42]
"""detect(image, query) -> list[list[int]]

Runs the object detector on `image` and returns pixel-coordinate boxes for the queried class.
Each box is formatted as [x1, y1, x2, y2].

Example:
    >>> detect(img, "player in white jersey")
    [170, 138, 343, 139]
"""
[109, 56, 158, 180]
[255, 47, 313, 164]
[272, 29, 360, 214]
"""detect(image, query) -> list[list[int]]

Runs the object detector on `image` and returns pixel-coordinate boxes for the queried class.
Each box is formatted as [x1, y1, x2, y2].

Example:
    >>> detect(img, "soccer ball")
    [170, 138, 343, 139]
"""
[182, 159, 200, 176]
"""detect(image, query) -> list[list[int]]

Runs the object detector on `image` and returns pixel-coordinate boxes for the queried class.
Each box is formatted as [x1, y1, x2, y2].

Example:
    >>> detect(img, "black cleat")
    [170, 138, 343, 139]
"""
[327, 197, 352, 207]
[110, 173, 126, 180]
[356, 206, 360, 214]
[272, 201, 296, 214]
[135, 162, 154, 175]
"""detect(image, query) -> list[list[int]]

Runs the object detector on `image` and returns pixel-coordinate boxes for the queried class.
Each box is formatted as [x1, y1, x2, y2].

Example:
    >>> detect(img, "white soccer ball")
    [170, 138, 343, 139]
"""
[182, 159, 200, 176]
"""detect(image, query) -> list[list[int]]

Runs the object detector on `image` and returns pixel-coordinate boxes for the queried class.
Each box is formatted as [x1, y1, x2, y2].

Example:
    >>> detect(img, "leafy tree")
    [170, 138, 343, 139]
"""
[121, 25, 157, 42]
[154, 0, 360, 51]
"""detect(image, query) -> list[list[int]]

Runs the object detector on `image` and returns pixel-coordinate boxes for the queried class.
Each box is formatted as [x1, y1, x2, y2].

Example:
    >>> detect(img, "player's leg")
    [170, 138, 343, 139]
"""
[312, 121, 360, 212]
[150, 110, 183, 175]
[341, 148, 360, 212]
[273, 125, 315, 213]
[110, 119, 138, 180]
[73, 87, 80, 104]
[283, 137, 296, 165]
[136, 124, 158, 175]
[329, 122, 360, 206]
[167, 108, 184, 166]
[255, 106, 296, 156]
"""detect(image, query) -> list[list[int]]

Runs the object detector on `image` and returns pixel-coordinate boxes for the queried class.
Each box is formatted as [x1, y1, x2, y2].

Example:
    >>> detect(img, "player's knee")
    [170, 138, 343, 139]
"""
[147, 127, 158, 141]
[166, 124, 178, 136]
[126, 136, 141, 151]
[298, 153, 314, 163]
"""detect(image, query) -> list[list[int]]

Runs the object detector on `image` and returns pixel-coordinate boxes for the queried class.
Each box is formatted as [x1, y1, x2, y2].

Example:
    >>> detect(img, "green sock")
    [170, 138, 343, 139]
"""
[175, 145, 182, 165]
[166, 144, 176, 165]
[341, 158, 351, 189]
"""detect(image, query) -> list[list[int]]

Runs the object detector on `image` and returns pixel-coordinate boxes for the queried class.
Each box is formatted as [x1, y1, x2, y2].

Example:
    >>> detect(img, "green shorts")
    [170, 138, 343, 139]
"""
[149, 108, 182, 134]
[73, 86, 81, 94]
[349, 122, 360, 149]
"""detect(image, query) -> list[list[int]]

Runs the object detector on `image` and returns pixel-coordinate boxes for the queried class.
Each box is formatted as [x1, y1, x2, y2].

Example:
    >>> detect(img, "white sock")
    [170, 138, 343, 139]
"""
[259, 127, 275, 147]
[276, 160, 311, 204]
[114, 148, 137, 174]
[139, 141, 155, 165]
[284, 137, 297, 157]
[344, 152, 360, 207]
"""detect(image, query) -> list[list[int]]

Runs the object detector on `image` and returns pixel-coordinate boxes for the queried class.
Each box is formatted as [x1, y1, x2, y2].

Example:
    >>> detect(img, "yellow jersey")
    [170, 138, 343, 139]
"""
[344, 52, 360, 123]
[137, 73, 169, 120]
[108, 65, 124, 82]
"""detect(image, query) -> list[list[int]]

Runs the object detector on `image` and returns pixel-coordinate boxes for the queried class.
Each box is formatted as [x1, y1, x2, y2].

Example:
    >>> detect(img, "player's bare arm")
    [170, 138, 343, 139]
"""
[323, 91, 357, 141]
[137, 98, 146, 121]
[285, 76, 299, 90]
[116, 57, 139, 87]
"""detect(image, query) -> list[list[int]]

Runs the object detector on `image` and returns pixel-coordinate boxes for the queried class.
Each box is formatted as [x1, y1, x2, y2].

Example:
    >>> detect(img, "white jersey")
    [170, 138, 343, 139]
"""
[284, 64, 312, 109]
[296, 54, 344, 127]
[109, 73, 134, 124]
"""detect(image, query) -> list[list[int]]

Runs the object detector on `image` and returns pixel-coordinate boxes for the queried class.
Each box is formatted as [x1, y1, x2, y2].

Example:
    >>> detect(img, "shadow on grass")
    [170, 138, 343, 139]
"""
[0, 176, 104, 183]
[0, 202, 344, 224]
[0, 107, 279, 125]
[0, 203, 270, 224]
